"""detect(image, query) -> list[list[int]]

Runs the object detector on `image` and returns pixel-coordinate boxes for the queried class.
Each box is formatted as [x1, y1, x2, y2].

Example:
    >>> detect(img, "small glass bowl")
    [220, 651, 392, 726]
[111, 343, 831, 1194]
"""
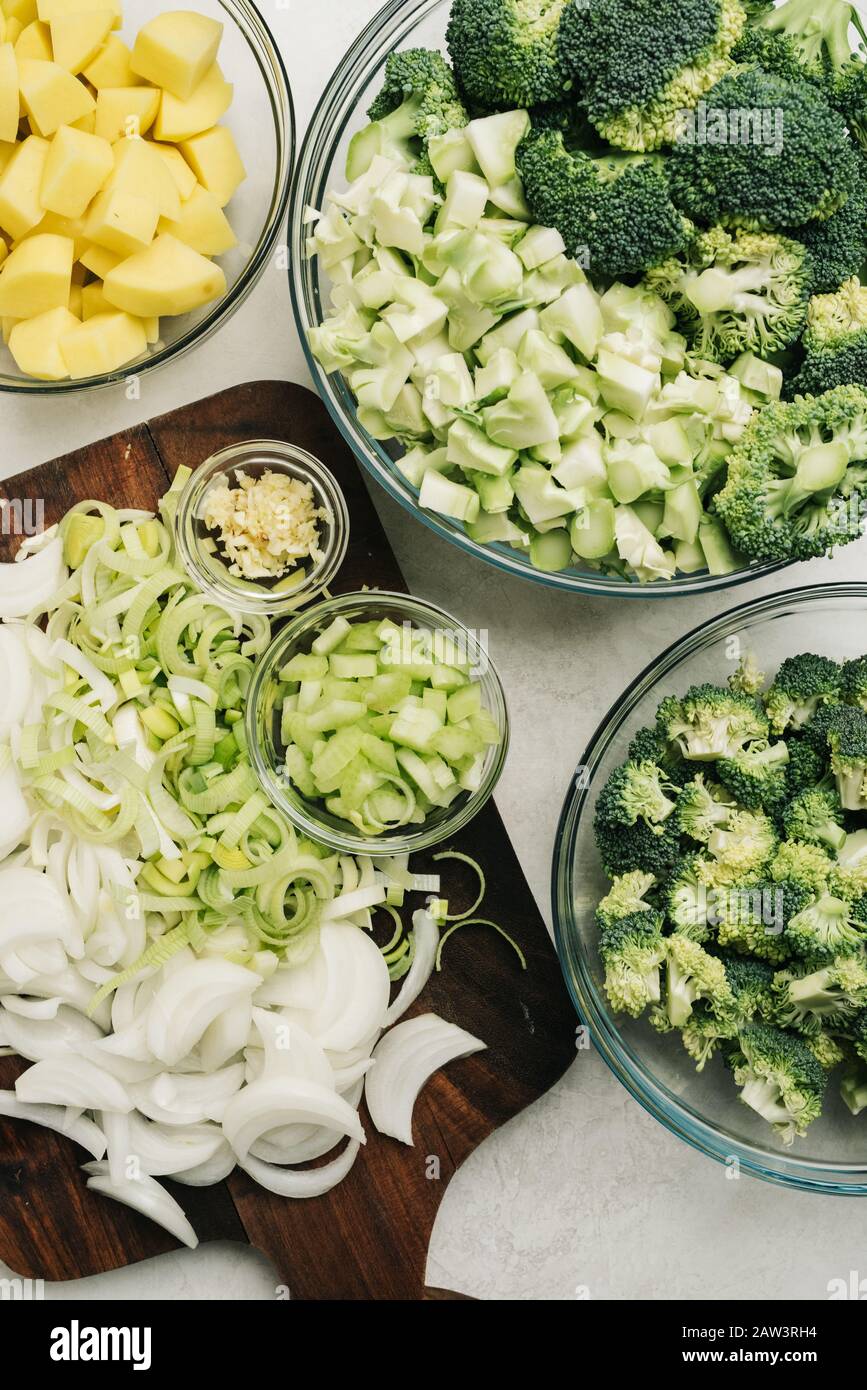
[246, 590, 509, 855]
[174, 441, 350, 616]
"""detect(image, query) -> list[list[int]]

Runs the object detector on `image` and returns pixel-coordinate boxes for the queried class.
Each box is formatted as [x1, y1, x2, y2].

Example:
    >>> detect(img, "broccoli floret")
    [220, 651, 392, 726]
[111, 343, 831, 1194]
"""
[594, 758, 678, 832]
[713, 878, 804, 962]
[849, 1007, 867, 1062]
[764, 653, 843, 735]
[807, 1031, 848, 1070]
[801, 698, 859, 751]
[664, 853, 718, 938]
[645, 227, 813, 366]
[729, 652, 767, 697]
[783, 787, 847, 853]
[515, 129, 690, 279]
[713, 386, 867, 564]
[785, 892, 865, 959]
[833, 59, 867, 152]
[668, 68, 859, 230]
[731, 24, 819, 83]
[769, 952, 867, 1032]
[785, 737, 829, 796]
[841, 655, 867, 711]
[447, 0, 570, 108]
[676, 774, 736, 842]
[594, 807, 682, 878]
[771, 839, 836, 895]
[681, 950, 775, 1067]
[789, 164, 867, 295]
[627, 726, 692, 785]
[717, 741, 790, 812]
[722, 951, 778, 1015]
[557, 0, 746, 152]
[597, 870, 658, 925]
[727, 1021, 825, 1141]
[653, 933, 735, 1029]
[599, 908, 667, 1015]
[348, 48, 469, 181]
[756, 0, 867, 80]
[827, 705, 867, 809]
[789, 276, 867, 397]
[707, 808, 779, 883]
[656, 683, 769, 762]
[840, 1060, 867, 1113]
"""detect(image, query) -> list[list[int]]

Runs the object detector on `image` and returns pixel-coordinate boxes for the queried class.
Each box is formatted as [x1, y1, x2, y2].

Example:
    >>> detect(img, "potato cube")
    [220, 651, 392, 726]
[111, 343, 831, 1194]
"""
[18, 58, 95, 135]
[14, 17, 51, 59]
[59, 307, 146, 376]
[68, 278, 81, 313]
[94, 84, 159, 141]
[107, 136, 181, 220]
[179, 125, 243, 207]
[49, 9, 113, 72]
[84, 185, 158, 254]
[70, 107, 95, 132]
[0, 239, 7, 267]
[158, 181, 234, 255]
[2, 314, 19, 343]
[151, 140, 195, 199]
[4, 17, 23, 43]
[4, 0, 38, 26]
[80, 276, 108, 316]
[131, 11, 222, 101]
[37, 0, 120, 27]
[103, 230, 224, 316]
[0, 142, 16, 175]
[0, 44, 18, 143]
[82, 33, 141, 88]
[77, 238, 118, 277]
[153, 62, 231, 142]
[141, 312, 158, 342]
[0, 134, 49, 239]
[0, 231, 73, 315]
[8, 302, 78, 377]
[30, 206, 87, 255]
[41, 124, 112, 216]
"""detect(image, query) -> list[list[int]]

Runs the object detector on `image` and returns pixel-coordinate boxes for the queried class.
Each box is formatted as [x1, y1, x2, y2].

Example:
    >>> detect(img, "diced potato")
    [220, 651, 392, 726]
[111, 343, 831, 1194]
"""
[0, 231, 73, 315]
[70, 108, 95, 132]
[41, 123, 112, 216]
[37, 0, 120, 28]
[2, 314, 19, 343]
[158, 181, 234, 255]
[49, 9, 113, 73]
[94, 84, 159, 141]
[153, 62, 231, 142]
[141, 312, 158, 342]
[180, 125, 243, 207]
[103, 230, 224, 316]
[107, 135, 180, 220]
[70, 256, 85, 282]
[4, 0, 38, 26]
[30, 206, 86, 255]
[131, 11, 222, 101]
[7, 302, 77, 377]
[0, 142, 16, 175]
[0, 43, 18, 143]
[80, 275, 108, 315]
[0, 134, 49, 239]
[59, 307, 146, 375]
[151, 139, 195, 199]
[18, 58, 95, 135]
[77, 239, 118, 276]
[14, 17, 50, 59]
[4, 17, 23, 43]
[67, 278, 80, 313]
[84, 184, 158, 254]
[82, 32, 141, 87]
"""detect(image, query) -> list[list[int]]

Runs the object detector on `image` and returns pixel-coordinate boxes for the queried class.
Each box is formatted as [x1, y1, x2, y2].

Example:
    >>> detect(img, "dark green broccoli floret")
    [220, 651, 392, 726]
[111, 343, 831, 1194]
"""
[515, 128, 690, 279]
[594, 807, 682, 878]
[827, 705, 867, 809]
[785, 737, 828, 796]
[788, 162, 867, 295]
[785, 892, 865, 959]
[668, 68, 859, 230]
[801, 698, 861, 751]
[764, 653, 842, 734]
[652, 933, 734, 1029]
[717, 741, 790, 811]
[598, 908, 667, 1015]
[557, 0, 747, 152]
[627, 726, 691, 785]
[731, 24, 819, 83]
[841, 656, 867, 711]
[714, 878, 807, 961]
[656, 683, 769, 762]
[771, 839, 836, 895]
[681, 950, 776, 1068]
[676, 774, 736, 842]
[347, 48, 468, 181]
[783, 787, 847, 852]
[833, 59, 867, 151]
[594, 758, 678, 831]
[849, 1007, 867, 1063]
[769, 951, 867, 1032]
[756, 0, 867, 81]
[713, 386, 867, 564]
[446, 0, 570, 109]
[727, 1021, 825, 1141]
[721, 951, 777, 1015]
[788, 276, 867, 397]
[645, 226, 812, 365]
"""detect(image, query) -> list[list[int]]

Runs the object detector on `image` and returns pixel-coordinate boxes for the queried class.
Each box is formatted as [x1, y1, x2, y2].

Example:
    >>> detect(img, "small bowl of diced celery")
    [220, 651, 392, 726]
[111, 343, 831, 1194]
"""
[174, 441, 350, 616]
[246, 590, 509, 854]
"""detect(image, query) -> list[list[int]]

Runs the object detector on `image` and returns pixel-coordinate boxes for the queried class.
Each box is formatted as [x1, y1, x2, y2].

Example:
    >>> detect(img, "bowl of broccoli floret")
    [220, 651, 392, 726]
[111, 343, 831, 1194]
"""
[290, 0, 867, 596]
[554, 582, 867, 1190]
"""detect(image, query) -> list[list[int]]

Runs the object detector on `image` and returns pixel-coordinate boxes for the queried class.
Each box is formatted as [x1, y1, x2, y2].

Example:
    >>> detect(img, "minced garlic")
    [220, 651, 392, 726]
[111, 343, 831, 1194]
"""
[203, 469, 327, 581]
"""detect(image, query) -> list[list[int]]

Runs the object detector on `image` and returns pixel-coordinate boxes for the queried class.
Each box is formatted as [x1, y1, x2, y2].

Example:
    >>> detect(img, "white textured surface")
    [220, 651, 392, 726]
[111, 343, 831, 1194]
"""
[4, 0, 867, 1302]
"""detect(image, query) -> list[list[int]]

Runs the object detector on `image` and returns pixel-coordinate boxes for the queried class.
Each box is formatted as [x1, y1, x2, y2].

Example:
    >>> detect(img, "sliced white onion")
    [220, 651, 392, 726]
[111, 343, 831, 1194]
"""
[2, 995, 62, 1019]
[114, 1111, 229, 1178]
[0, 1090, 106, 1160]
[170, 1143, 236, 1187]
[365, 1012, 486, 1146]
[0, 1002, 103, 1061]
[240, 1138, 361, 1199]
[130, 1063, 246, 1126]
[279, 923, 390, 1055]
[221, 1076, 365, 1164]
[320, 884, 386, 921]
[0, 761, 32, 864]
[384, 909, 439, 1026]
[145, 959, 262, 1066]
[0, 537, 65, 619]
[0, 865, 82, 983]
[16, 1055, 133, 1112]
[199, 998, 252, 1073]
[83, 1163, 199, 1249]
[0, 626, 34, 734]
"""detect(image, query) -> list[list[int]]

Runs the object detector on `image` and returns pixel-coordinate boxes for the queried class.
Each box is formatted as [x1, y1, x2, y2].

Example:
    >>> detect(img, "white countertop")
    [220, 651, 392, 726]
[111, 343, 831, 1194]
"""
[5, 0, 867, 1302]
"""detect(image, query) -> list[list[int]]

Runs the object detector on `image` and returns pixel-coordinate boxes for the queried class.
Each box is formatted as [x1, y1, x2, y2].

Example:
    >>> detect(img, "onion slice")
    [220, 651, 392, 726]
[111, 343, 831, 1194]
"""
[0, 1090, 106, 1160]
[383, 910, 439, 1026]
[365, 1012, 486, 1146]
[83, 1163, 199, 1249]
[239, 1138, 361, 1199]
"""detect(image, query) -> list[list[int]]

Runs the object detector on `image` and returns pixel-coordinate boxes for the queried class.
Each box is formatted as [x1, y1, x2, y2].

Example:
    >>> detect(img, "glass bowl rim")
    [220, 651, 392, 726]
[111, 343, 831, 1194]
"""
[287, 0, 795, 600]
[246, 586, 510, 856]
[173, 439, 351, 615]
[552, 580, 867, 1194]
[0, 0, 295, 396]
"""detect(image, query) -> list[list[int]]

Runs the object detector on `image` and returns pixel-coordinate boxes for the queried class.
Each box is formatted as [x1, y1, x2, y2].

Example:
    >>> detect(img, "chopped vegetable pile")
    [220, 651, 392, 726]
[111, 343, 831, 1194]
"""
[593, 648, 867, 1144]
[307, 0, 867, 583]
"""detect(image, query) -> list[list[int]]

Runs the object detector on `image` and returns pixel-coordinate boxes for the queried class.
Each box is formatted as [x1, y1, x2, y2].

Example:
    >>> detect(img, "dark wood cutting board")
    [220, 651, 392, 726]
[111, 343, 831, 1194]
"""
[0, 381, 577, 1300]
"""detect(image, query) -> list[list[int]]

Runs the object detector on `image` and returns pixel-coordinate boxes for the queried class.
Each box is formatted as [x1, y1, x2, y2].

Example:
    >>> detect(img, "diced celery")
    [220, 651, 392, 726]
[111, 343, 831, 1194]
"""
[312, 616, 353, 655]
[539, 284, 603, 361]
[466, 110, 530, 186]
[297, 680, 323, 712]
[339, 754, 386, 812]
[446, 418, 516, 477]
[429, 664, 468, 691]
[662, 480, 703, 545]
[422, 688, 448, 721]
[284, 712, 319, 755]
[570, 497, 616, 560]
[530, 528, 573, 572]
[310, 724, 365, 787]
[389, 702, 443, 751]
[338, 620, 383, 652]
[329, 652, 378, 680]
[447, 682, 482, 723]
[307, 699, 367, 733]
[365, 669, 413, 712]
[418, 470, 480, 523]
[395, 747, 447, 803]
[284, 744, 317, 797]
[279, 653, 329, 682]
[360, 732, 400, 775]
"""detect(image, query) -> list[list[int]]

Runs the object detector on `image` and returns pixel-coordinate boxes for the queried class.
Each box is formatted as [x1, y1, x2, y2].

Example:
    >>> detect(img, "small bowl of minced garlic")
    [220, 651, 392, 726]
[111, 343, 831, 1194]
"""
[174, 441, 350, 616]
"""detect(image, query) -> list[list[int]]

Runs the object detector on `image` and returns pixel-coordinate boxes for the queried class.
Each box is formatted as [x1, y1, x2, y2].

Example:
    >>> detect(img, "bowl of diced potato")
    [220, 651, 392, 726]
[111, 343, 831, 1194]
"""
[0, 0, 293, 387]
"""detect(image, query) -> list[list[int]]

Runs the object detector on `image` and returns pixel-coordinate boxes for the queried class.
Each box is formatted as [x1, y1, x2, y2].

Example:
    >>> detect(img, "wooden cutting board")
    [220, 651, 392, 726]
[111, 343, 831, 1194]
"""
[0, 381, 577, 1301]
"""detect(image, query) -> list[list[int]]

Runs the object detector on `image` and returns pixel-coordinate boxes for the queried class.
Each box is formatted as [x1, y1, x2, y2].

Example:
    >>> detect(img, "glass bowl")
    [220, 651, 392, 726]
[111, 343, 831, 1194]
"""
[174, 441, 350, 616]
[288, 0, 792, 599]
[553, 583, 867, 1194]
[246, 589, 509, 855]
[0, 0, 294, 394]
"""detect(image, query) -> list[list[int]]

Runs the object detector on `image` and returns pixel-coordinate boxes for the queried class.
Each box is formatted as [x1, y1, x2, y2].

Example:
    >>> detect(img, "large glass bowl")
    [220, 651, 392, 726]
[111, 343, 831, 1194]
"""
[288, 0, 791, 599]
[0, 0, 293, 394]
[553, 583, 867, 1193]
